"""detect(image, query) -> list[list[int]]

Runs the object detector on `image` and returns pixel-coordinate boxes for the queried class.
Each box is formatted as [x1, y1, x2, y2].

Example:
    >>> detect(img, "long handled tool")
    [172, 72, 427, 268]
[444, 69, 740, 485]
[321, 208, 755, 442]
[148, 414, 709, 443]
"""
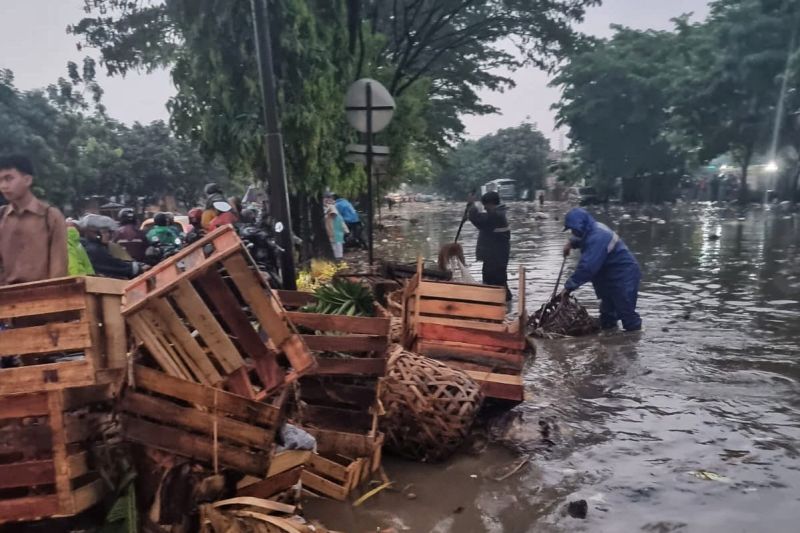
[454, 201, 471, 243]
[550, 256, 567, 301]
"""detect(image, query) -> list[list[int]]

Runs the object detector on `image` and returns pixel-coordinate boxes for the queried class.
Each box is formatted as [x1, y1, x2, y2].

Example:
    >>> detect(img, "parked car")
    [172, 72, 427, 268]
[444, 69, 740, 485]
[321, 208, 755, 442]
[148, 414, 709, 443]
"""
[567, 186, 599, 205]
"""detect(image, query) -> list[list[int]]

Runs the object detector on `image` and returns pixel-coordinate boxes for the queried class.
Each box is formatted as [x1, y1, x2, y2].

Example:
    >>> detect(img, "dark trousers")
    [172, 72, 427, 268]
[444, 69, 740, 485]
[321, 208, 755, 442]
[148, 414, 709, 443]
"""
[346, 221, 367, 249]
[482, 259, 512, 301]
[594, 278, 642, 331]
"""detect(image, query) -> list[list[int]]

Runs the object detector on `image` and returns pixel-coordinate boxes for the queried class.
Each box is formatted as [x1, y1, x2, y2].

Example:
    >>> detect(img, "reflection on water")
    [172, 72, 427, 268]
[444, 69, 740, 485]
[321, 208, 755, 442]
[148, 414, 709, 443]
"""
[310, 201, 800, 533]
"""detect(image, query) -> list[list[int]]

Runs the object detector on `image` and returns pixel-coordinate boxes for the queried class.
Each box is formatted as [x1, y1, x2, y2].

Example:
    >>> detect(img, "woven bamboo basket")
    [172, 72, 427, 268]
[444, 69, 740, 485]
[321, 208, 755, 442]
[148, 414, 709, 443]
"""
[380, 345, 483, 462]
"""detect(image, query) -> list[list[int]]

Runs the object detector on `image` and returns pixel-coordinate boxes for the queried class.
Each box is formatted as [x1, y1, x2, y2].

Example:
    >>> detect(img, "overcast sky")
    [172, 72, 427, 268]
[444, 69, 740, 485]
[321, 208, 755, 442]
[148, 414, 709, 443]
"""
[2, 0, 710, 144]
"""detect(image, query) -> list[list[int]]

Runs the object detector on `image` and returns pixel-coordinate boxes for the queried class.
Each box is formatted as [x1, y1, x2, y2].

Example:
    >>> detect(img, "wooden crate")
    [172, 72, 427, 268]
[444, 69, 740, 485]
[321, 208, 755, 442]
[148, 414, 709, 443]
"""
[300, 428, 384, 501]
[119, 365, 285, 477]
[277, 290, 390, 434]
[0, 384, 116, 524]
[0, 276, 128, 395]
[402, 259, 528, 402]
[236, 450, 310, 499]
[122, 226, 316, 399]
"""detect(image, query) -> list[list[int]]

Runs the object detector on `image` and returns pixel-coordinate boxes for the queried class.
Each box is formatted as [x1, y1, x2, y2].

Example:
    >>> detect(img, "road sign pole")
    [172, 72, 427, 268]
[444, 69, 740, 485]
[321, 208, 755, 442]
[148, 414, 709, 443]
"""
[365, 81, 375, 265]
[250, 0, 297, 289]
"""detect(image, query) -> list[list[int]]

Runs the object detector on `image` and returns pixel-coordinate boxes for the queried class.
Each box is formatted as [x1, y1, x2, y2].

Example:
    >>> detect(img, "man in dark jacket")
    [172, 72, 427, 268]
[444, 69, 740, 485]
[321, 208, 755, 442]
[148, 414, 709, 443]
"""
[468, 191, 512, 300]
[81, 214, 147, 279]
[561, 207, 641, 331]
[112, 208, 147, 262]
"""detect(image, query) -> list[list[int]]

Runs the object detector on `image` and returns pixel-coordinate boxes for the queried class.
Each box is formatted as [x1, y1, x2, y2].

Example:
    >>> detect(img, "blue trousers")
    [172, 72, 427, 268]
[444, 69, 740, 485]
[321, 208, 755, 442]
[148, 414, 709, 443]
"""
[593, 276, 642, 331]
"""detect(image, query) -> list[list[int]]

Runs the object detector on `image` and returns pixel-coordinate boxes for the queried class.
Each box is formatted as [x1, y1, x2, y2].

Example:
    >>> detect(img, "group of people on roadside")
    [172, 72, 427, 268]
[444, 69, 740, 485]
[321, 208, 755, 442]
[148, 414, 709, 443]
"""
[323, 192, 366, 261]
[466, 190, 642, 332]
[0, 154, 247, 287]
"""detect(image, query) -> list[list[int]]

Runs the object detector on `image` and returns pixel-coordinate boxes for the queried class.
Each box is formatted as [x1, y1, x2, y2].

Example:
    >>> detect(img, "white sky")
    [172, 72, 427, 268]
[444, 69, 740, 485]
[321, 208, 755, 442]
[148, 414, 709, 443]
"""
[1, 0, 710, 144]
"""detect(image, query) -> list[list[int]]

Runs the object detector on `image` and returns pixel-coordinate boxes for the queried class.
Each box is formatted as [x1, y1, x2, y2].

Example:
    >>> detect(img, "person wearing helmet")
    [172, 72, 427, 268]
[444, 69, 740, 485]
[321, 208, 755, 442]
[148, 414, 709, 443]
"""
[80, 214, 147, 279]
[207, 201, 239, 231]
[202, 183, 226, 229]
[146, 212, 184, 247]
[112, 208, 147, 262]
[185, 207, 205, 244]
[468, 191, 512, 301]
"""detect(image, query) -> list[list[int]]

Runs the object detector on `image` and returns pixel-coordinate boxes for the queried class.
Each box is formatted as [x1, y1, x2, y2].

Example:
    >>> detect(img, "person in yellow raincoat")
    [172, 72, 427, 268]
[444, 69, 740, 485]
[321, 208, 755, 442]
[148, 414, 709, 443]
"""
[66, 219, 95, 276]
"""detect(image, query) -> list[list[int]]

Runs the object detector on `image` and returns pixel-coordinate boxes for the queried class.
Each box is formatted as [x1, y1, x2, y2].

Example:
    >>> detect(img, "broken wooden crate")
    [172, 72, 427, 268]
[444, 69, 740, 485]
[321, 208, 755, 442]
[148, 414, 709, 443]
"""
[236, 449, 310, 500]
[120, 365, 285, 477]
[402, 260, 528, 402]
[277, 290, 391, 434]
[122, 225, 315, 399]
[300, 428, 384, 501]
[0, 276, 128, 395]
[0, 384, 117, 524]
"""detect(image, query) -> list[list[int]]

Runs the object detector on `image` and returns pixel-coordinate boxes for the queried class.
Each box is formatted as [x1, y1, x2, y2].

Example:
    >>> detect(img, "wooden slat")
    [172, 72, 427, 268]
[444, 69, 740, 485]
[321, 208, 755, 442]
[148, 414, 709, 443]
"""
[67, 451, 90, 479]
[310, 358, 386, 376]
[285, 312, 390, 336]
[84, 294, 106, 369]
[308, 454, 348, 483]
[418, 280, 507, 305]
[0, 391, 49, 419]
[0, 494, 60, 524]
[121, 391, 274, 449]
[417, 315, 508, 332]
[443, 359, 518, 376]
[70, 478, 105, 515]
[463, 370, 524, 402]
[0, 460, 54, 489]
[47, 390, 73, 513]
[415, 298, 506, 322]
[225, 367, 256, 399]
[266, 450, 312, 477]
[277, 334, 316, 377]
[123, 226, 243, 313]
[237, 467, 302, 498]
[306, 428, 382, 458]
[416, 339, 525, 370]
[417, 322, 525, 350]
[101, 294, 127, 369]
[0, 360, 95, 396]
[274, 290, 316, 309]
[300, 471, 348, 501]
[83, 276, 127, 295]
[170, 282, 245, 373]
[302, 335, 388, 353]
[127, 312, 194, 381]
[0, 277, 86, 320]
[146, 298, 222, 384]
[223, 253, 292, 345]
[196, 269, 283, 391]
[0, 321, 91, 357]
[120, 415, 269, 476]
[131, 366, 280, 427]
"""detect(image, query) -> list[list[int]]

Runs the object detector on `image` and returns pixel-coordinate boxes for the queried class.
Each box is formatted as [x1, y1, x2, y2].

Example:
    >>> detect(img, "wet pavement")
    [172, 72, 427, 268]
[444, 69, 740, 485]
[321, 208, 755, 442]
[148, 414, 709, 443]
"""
[307, 201, 800, 533]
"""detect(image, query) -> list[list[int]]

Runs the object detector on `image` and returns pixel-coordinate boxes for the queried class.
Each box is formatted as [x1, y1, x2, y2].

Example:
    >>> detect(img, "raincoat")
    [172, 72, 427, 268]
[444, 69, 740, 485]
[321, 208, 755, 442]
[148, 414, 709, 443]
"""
[468, 202, 511, 300]
[67, 227, 95, 276]
[564, 208, 642, 331]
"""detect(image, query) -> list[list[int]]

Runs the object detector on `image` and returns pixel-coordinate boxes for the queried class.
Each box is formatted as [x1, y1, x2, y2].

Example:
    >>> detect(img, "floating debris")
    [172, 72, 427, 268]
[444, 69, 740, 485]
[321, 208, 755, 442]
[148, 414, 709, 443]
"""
[528, 295, 600, 338]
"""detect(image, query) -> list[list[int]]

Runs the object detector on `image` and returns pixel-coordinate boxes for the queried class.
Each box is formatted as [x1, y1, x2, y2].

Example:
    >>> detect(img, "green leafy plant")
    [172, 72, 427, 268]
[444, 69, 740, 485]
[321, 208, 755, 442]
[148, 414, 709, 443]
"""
[302, 279, 375, 317]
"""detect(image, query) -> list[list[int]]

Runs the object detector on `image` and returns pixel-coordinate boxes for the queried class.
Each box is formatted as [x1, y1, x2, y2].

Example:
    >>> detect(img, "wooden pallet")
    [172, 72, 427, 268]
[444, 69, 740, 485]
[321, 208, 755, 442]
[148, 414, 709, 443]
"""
[122, 226, 316, 399]
[277, 290, 390, 434]
[0, 276, 128, 395]
[299, 428, 384, 501]
[402, 259, 528, 402]
[0, 384, 117, 524]
[119, 365, 285, 477]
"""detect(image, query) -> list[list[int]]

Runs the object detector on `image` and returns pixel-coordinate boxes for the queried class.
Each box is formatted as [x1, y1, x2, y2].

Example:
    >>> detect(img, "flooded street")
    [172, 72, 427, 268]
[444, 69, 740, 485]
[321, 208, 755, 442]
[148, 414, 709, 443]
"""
[308, 201, 800, 533]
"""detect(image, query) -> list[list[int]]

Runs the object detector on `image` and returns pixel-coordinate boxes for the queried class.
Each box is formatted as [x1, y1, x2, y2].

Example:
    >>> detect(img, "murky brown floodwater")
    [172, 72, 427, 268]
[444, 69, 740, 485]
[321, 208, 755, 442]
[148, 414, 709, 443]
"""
[307, 201, 800, 533]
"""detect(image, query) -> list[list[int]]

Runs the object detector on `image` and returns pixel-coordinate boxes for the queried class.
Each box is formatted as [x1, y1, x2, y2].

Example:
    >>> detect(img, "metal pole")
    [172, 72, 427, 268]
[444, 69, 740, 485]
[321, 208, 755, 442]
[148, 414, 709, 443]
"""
[250, 0, 297, 289]
[365, 82, 375, 265]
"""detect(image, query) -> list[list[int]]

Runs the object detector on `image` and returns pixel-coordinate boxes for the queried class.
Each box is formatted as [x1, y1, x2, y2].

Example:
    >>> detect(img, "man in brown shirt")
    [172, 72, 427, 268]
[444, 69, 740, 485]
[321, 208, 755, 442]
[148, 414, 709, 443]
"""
[0, 155, 68, 286]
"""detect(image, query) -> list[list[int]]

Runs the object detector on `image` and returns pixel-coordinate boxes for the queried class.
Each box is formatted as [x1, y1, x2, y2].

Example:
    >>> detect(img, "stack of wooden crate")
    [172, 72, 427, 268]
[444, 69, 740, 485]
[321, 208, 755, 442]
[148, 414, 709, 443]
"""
[402, 260, 529, 402]
[276, 289, 389, 500]
[0, 276, 127, 524]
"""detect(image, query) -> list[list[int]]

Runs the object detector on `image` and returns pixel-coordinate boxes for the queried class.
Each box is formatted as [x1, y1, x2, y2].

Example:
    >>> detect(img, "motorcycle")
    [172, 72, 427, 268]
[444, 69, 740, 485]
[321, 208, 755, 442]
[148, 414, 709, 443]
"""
[144, 234, 184, 266]
[238, 223, 284, 288]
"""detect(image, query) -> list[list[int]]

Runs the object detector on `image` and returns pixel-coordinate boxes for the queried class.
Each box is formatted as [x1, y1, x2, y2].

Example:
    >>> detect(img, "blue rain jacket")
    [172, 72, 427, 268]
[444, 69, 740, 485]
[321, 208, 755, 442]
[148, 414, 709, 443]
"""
[564, 208, 640, 292]
[335, 198, 360, 224]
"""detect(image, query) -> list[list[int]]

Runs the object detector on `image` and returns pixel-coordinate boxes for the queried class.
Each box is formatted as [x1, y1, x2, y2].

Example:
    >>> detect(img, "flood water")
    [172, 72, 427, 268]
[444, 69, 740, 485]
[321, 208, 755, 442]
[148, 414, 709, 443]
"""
[307, 201, 800, 533]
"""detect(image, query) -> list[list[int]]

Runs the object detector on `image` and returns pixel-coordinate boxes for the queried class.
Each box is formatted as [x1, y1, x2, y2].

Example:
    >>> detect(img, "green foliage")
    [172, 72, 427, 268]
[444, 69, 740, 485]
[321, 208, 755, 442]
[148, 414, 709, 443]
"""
[302, 279, 375, 317]
[0, 69, 227, 211]
[434, 123, 551, 198]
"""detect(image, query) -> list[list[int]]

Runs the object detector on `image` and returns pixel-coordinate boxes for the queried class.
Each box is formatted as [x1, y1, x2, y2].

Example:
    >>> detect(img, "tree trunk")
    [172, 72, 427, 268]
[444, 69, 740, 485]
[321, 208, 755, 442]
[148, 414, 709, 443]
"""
[738, 147, 753, 205]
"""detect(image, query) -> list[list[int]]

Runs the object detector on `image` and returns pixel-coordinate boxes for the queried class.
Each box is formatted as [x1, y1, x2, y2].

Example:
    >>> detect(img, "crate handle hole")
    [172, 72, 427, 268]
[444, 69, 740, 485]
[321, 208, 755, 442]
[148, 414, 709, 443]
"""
[176, 260, 187, 273]
[43, 369, 59, 383]
[146, 277, 157, 292]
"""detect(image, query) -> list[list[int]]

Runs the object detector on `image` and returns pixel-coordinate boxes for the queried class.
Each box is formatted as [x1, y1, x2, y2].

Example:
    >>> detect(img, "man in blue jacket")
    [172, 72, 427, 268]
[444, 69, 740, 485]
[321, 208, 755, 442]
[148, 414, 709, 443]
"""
[561, 207, 642, 331]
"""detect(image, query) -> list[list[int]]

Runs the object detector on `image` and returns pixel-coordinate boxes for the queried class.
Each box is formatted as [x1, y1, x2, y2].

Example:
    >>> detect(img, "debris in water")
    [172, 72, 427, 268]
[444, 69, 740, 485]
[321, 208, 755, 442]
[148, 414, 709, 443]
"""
[528, 295, 600, 338]
[689, 470, 729, 482]
[567, 499, 588, 519]
[708, 234, 720, 241]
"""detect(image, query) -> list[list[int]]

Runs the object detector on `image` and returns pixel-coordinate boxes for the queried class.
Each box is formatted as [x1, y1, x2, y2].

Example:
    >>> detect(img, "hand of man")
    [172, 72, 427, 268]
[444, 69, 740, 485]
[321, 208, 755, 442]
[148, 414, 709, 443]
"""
[467, 192, 477, 204]
[563, 241, 572, 258]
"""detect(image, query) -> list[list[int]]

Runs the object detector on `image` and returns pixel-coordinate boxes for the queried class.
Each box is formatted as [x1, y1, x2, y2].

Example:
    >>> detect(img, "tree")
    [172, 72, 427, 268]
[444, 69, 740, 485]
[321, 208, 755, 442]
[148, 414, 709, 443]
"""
[552, 25, 692, 200]
[434, 123, 551, 198]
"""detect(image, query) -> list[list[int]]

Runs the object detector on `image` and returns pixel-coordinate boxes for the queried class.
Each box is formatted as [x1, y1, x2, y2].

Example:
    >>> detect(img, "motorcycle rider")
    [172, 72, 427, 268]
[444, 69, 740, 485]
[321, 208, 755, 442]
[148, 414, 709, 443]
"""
[208, 200, 239, 231]
[185, 207, 205, 244]
[202, 183, 227, 230]
[112, 208, 147, 262]
[146, 212, 184, 247]
[80, 214, 147, 279]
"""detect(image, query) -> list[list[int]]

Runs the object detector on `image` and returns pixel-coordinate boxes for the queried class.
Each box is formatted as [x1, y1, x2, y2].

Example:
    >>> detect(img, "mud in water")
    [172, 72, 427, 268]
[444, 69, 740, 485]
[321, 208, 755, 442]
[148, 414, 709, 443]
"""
[307, 201, 800, 533]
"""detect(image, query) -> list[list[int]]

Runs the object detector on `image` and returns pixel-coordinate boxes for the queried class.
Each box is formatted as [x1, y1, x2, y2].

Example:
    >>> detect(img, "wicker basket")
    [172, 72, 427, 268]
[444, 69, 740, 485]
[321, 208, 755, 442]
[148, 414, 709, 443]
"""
[380, 345, 483, 462]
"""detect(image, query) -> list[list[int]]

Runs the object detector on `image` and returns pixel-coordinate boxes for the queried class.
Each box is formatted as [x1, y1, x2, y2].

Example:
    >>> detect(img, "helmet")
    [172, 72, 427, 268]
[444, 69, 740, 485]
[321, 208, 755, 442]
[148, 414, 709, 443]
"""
[118, 208, 136, 225]
[204, 183, 223, 196]
[153, 212, 170, 227]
